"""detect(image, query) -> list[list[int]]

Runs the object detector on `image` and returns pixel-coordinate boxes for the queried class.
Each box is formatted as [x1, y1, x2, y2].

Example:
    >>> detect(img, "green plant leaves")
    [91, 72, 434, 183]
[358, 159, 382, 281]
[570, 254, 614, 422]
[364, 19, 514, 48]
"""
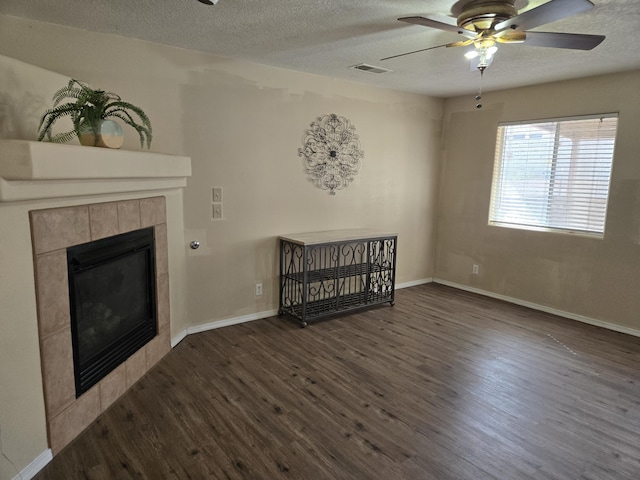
[37, 78, 153, 148]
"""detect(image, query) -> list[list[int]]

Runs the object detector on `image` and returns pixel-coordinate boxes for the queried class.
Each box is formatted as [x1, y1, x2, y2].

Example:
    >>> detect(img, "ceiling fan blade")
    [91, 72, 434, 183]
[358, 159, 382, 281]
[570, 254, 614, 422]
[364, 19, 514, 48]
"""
[398, 16, 478, 39]
[495, 0, 594, 32]
[448, 38, 476, 48]
[496, 31, 527, 43]
[523, 31, 605, 50]
[380, 42, 459, 61]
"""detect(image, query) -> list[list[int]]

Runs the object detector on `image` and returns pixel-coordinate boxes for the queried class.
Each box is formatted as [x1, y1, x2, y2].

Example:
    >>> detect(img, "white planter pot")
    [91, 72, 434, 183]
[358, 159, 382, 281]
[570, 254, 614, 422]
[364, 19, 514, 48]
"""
[79, 120, 124, 149]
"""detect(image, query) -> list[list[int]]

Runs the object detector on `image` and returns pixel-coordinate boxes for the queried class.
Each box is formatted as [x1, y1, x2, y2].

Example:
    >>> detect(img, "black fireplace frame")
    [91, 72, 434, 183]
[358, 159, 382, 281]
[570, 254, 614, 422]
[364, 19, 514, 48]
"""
[67, 227, 157, 397]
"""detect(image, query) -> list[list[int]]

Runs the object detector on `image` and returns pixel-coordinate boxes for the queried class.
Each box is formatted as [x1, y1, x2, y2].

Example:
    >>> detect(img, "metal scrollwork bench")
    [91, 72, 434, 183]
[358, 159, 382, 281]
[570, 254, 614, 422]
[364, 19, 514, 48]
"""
[278, 229, 397, 327]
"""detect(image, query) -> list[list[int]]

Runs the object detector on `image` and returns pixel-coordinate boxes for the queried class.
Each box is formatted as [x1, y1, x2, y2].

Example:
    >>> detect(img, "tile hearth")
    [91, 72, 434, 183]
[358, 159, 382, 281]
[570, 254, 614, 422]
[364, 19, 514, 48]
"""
[31, 196, 171, 454]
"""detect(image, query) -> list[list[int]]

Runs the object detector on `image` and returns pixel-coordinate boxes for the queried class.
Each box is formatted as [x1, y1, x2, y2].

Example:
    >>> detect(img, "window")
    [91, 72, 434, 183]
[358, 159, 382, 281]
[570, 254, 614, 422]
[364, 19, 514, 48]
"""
[489, 114, 618, 236]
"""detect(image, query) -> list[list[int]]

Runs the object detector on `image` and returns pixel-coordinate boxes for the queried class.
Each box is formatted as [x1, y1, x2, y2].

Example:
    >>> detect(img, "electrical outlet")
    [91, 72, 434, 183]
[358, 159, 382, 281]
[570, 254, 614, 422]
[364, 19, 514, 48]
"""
[212, 187, 223, 203]
[212, 204, 223, 220]
[472, 264, 479, 275]
[255, 283, 263, 296]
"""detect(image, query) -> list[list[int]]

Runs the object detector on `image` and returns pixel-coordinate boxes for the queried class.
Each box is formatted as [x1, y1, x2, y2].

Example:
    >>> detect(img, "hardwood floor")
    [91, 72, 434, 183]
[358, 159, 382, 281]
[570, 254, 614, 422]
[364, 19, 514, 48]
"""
[34, 284, 640, 479]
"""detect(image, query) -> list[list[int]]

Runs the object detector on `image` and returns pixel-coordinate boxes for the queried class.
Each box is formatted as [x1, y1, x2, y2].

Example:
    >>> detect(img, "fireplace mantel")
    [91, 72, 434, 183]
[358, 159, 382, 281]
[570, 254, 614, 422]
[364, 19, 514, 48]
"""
[0, 140, 191, 202]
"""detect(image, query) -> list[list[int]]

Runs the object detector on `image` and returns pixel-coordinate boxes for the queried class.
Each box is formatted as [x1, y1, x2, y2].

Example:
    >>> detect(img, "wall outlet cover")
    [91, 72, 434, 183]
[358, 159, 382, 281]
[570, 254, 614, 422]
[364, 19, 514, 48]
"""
[212, 204, 223, 219]
[212, 187, 223, 203]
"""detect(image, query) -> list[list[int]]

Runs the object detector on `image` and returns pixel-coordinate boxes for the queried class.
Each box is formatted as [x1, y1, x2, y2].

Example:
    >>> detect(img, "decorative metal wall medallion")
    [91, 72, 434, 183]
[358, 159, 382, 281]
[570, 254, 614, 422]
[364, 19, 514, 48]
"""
[298, 113, 364, 195]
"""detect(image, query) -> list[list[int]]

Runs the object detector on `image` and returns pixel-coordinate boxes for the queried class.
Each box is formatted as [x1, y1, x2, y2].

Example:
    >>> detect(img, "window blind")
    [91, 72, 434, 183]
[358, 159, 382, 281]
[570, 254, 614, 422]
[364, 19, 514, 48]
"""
[489, 113, 618, 236]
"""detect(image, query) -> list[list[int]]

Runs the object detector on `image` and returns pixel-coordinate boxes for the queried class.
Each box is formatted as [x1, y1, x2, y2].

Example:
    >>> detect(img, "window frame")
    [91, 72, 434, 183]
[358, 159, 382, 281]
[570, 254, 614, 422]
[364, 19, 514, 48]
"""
[488, 113, 619, 238]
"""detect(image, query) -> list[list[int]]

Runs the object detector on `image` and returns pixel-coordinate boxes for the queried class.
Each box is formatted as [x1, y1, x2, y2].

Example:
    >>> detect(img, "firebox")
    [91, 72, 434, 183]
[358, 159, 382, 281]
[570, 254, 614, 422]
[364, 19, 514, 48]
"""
[67, 227, 157, 397]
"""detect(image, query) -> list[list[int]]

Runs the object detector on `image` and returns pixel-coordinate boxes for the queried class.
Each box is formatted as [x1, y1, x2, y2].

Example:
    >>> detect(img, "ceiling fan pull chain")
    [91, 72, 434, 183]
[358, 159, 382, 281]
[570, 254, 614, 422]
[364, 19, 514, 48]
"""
[475, 68, 484, 109]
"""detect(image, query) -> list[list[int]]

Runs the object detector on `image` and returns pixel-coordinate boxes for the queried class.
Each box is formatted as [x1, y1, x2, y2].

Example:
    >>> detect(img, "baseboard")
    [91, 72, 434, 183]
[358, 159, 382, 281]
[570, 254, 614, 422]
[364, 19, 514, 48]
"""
[13, 448, 52, 480]
[397, 277, 433, 289]
[170, 280, 434, 347]
[433, 278, 640, 338]
[188, 309, 279, 334]
[171, 329, 187, 348]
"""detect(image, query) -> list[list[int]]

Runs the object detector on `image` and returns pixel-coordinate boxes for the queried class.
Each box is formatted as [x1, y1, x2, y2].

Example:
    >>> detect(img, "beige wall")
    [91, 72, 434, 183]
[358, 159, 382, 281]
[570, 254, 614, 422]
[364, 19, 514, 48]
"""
[0, 15, 442, 324]
[0, 201, 48, 480]
[437, 70, 640, 332]
[0, 14, 442, 475]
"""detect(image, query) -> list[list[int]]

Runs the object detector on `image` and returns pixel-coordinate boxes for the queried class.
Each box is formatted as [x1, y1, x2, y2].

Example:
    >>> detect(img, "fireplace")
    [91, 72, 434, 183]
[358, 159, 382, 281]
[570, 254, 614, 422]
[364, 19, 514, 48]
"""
[0, 136, 190, 469]
[67, 227, 157, 397]
[30, 196, 173, 454]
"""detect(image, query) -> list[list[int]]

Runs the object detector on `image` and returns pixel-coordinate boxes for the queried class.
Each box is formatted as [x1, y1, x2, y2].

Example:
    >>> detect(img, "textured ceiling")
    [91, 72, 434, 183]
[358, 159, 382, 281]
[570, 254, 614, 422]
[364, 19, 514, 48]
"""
[1, 0, 638, 97]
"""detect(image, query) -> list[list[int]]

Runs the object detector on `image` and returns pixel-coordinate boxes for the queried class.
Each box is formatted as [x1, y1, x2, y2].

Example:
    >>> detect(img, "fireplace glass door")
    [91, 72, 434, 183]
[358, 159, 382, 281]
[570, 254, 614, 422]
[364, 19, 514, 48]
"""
[67, 227, 157, 397]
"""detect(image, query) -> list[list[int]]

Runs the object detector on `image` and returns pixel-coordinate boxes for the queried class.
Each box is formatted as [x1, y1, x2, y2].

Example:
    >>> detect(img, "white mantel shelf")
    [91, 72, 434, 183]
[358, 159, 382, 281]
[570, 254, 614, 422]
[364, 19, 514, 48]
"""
[0, 140, 192, 202]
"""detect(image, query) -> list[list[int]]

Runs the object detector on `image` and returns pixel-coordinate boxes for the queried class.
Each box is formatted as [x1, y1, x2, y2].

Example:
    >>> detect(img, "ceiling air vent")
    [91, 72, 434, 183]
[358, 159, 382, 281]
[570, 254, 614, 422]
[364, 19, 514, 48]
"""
[351, 63, 393, 75]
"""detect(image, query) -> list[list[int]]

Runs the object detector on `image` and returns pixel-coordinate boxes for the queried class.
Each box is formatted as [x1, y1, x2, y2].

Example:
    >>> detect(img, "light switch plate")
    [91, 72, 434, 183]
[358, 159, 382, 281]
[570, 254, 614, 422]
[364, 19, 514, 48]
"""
[212, 187, 223, 203]
[212, 203, 223, 220]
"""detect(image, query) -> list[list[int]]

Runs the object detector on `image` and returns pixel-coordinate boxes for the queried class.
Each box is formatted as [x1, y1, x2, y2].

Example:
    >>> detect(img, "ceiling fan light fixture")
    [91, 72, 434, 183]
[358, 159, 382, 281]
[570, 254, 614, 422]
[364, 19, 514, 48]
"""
[466, 36, 498, 63]
[478, 50, 493, 68]
[466, 43, 498, 70]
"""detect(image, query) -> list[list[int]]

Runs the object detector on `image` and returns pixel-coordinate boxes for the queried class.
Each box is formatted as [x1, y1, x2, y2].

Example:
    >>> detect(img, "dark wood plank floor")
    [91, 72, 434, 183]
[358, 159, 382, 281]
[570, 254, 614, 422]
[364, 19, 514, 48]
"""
[34, 284, 640, 479]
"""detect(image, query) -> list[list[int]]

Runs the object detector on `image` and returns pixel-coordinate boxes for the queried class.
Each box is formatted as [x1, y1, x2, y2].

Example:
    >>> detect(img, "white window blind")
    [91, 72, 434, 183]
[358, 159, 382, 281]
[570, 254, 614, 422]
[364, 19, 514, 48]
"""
[489, 114, 618, 236]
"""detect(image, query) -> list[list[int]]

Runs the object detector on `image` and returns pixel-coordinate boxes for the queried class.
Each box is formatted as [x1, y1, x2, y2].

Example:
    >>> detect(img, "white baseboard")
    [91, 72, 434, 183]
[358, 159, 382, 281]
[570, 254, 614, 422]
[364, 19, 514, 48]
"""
[187, 309, 279, 335]
[171, 275, 640, 347]
[433, 278, 640, 338]
[397, 277, 433, 289]
[171, 309, 279, 347]
[13, 448, 52, 480]
[170, 281, 435, 347]
[170, 329, 187, 348]
[171, 279, 435, 346]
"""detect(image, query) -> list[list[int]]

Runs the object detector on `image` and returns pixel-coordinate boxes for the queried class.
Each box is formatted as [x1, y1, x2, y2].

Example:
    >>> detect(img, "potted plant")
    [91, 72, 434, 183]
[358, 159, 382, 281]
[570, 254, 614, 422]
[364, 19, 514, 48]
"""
[37, 79, 152, 149]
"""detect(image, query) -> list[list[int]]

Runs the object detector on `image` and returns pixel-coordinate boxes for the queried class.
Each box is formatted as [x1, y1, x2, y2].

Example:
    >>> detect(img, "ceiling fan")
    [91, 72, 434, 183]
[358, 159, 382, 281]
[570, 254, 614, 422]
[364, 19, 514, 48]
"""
[381, 0, 605, 70]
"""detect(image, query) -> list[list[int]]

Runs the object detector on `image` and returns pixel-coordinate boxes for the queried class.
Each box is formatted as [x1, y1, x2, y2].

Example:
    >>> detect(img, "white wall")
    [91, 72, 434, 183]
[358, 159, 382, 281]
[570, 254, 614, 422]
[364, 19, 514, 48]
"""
[0, 14, 443, 476]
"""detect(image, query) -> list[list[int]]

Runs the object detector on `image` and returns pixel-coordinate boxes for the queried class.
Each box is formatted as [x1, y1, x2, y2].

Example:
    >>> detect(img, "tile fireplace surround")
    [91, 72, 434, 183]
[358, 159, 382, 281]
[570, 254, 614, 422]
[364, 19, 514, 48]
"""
[0, 139, 191, 461]
[31, 197, 170, 454]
